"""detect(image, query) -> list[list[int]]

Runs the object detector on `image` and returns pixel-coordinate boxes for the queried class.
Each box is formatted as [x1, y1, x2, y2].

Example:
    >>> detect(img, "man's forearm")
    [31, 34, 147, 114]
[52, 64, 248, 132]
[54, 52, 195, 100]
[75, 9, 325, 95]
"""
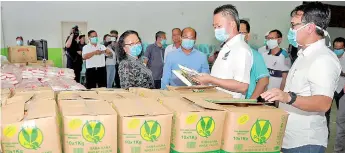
[291, 95, 332, 112]
[250, 77, 269, 99]
[209, 77, 248, 94]
[83, 52, 96, 60]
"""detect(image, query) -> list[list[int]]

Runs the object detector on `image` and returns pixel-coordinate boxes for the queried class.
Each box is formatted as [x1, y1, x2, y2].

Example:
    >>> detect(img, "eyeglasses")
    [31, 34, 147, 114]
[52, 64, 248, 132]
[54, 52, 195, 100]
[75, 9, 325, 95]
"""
[291, 22, 304, 29]
[125, 40, 141, 47]
[239, 32, 248, 34]
[182, 36, 194, 39]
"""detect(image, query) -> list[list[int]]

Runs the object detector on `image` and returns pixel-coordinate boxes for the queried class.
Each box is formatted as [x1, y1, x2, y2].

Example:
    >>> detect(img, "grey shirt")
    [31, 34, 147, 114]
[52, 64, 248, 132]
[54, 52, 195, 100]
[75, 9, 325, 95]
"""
[144, 43, 165, 80]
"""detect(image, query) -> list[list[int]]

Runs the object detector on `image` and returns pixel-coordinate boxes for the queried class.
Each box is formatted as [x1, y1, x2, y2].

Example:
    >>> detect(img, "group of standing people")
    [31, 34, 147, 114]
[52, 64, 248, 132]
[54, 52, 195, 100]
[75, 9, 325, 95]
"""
[62, 2, 344, 153]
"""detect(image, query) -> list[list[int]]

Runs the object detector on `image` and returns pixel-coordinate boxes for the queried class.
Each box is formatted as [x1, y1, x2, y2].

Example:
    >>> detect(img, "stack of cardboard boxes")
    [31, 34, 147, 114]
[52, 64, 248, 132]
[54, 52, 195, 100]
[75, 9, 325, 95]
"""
[1, 86, 289, 153]
[7, 46, 54, 66]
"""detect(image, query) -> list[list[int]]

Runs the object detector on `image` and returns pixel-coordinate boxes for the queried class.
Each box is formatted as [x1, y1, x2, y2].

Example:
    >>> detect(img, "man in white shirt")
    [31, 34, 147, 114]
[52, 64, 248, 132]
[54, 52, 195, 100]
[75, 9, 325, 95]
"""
[193, 4, 252, 99]
[262, 29, 290, 90]
[332, 37, 345, 153]
[261, 2, 341, 153]
[164, 28, 181, 62]
[82, 30, 112, 89]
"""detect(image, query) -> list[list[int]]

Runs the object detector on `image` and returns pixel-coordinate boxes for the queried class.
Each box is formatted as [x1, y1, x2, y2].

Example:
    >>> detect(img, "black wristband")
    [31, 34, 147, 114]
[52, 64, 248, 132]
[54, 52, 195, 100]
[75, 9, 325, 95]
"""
[287, 92, 297, 105]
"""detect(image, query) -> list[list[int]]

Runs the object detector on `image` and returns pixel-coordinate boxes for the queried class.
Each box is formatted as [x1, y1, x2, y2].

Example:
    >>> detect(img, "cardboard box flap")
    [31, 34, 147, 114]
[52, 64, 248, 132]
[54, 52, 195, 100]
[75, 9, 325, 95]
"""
[93, 88, 128, 93]
[2, 102, 25, 124]
[167, 85, 217, 90]
[15, 90, 55, 100]
[112, 98, 172, 117]
[158, 97, 205, 112]
[58, 90, 99, 100]
[182, 96, 225, 111]
[25, 100, 57, 120]
[59, 100, 116, 116]
[129, 88, 180, 98]
[6, 94, 34, 105]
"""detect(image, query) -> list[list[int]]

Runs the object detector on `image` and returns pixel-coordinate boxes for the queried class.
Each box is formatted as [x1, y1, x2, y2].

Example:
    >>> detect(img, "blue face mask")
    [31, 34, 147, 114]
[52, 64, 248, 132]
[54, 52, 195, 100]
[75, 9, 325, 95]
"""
[287, 28, 298, 48]
[16, 40, 23, 46]
[161, 39, 167, 46]
[334, 49, 345, 56]
[215, 28, 229, 42]
[181, 39, 195, 50]
[264, 39, 267, 46]
[130, 44, 143, 57]
[90, 37, 98, 44]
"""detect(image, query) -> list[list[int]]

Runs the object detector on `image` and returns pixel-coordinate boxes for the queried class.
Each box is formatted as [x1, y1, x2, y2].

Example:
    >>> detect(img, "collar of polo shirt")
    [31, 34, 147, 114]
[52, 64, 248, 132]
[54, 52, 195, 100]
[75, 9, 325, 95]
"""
[221, 34, 242, 49]
[297, 39, 326, 57]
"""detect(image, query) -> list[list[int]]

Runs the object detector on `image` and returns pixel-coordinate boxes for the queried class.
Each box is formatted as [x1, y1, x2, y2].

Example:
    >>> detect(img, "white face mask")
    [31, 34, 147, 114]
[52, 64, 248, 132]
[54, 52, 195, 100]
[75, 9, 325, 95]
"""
[266, 39, 279, 49]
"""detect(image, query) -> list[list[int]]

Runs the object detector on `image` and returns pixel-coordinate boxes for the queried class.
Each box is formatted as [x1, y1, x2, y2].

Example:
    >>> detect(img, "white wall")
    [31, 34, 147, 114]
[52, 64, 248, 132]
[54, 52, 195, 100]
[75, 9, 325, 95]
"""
[1, 1, 302, 49]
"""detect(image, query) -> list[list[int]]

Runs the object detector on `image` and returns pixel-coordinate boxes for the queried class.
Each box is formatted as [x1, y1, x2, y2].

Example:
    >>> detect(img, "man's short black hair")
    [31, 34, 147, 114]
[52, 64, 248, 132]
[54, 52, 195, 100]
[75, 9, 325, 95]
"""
[240, 19, 250, 33]
[110, 30, 118, 35]
[172, 28, 181, 33]
[182, 27, 197, 38]
[291, 2, 331, 37]
[333, 37, 345, 47]
[78, 35, 85, 40]
[16, 36, 23, 41]
[88, 30, 96, 37]
[103, 34, 110, 41]
[214, 4, 240, 31]
[155, 31, 166, 40]
[269, 29, 283, 38]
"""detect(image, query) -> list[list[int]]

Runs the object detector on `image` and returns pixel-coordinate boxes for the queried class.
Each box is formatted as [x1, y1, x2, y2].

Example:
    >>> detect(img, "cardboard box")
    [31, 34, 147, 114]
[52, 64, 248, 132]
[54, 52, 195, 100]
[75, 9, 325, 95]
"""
[159, 97, 226, 153]
[97, 92, 138, 103]
[167, 86, 233, 99]
[92, 88, 128, 93]
[28, 60, 55, 67]
[58, 90, 99, 100]
[8, 46, 37, 63]
[183, 95, 289, 153]
[111, 98, 173, 153]
[1, 100, 62, 153]
[129, 88, 180, 98]
[58, 99, 117, 153]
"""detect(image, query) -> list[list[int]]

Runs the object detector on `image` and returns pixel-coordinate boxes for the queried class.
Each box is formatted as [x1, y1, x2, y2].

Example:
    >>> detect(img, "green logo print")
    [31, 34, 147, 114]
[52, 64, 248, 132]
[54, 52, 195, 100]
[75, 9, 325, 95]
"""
[82, 121, 105, 144]
[250, 119, 272, 144]
[18, 127, 43, 150]
[140, 120, 161, 142]
[196, 117, 215, 138]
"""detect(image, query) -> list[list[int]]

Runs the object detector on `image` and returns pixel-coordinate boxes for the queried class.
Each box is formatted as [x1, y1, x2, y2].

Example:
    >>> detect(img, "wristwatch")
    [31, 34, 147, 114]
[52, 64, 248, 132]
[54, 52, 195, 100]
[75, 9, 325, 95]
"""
[287, 92, 297, 105]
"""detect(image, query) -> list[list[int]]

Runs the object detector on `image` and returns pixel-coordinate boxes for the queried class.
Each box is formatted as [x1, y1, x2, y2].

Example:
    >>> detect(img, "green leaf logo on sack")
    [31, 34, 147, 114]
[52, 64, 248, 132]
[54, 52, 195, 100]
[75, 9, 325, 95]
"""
[250, 119, 272, 144]
[82, 121, 105, 144]
[18, 127, 43, 150]
[140, 120, 161, 142]
[196, 117, 215, 138]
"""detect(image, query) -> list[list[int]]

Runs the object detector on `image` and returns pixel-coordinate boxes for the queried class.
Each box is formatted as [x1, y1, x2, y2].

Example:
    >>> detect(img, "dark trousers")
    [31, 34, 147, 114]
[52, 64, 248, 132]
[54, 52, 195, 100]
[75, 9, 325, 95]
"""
[326, 90, 343, 137]
[67, 56, 82, 83]
[114, 64, 121, 88]
[85, 66, 106, 89]
[154, 80, 161, 89]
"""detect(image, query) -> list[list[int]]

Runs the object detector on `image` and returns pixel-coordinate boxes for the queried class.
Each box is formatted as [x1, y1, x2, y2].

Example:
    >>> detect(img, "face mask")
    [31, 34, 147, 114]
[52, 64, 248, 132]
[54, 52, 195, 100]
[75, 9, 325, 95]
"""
[215, 28, 229, 42]
[16, 40, 23, 46]
[264, 39, 267, 46]
[110, 37, 117, 42]
[129, 44, 143, 57]
[181, 39, 195, 50]
[288, 23, 331, 48]
[334, 49, 344, 56]
[161, 39, 167, 46]
[90, 37, 98, 44]
[240, 34, 245, 41]
[287, 28, 298, 48]
[266, 39, 279, 49]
